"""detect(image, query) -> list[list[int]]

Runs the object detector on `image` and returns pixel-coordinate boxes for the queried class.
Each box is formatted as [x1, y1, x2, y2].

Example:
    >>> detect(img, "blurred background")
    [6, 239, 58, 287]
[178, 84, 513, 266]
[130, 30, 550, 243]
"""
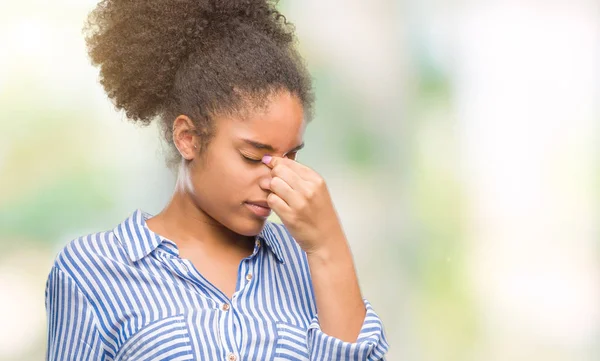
[1, 0, 599, 360]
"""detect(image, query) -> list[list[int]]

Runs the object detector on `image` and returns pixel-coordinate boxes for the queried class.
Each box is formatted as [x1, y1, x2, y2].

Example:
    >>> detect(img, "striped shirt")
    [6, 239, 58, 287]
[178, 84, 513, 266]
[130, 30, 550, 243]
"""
[45, 209, 389, 360]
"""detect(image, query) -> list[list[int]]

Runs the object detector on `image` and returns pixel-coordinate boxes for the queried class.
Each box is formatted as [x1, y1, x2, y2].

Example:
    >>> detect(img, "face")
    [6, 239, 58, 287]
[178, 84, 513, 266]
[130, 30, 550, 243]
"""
[177, 91, 306, 237]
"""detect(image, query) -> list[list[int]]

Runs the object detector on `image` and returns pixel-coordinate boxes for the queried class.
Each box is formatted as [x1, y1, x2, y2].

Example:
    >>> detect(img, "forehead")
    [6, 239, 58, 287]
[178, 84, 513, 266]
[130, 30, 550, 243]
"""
[223, 92, 306, 151]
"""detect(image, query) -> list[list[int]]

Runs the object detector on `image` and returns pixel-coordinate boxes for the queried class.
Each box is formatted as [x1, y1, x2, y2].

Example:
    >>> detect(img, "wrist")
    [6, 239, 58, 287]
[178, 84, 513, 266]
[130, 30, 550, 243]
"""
[306, 234, 352, 265]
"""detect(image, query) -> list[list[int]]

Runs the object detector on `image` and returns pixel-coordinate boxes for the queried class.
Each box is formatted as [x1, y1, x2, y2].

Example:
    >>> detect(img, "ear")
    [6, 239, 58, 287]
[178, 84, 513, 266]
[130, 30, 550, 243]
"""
[172, 115, 198, 160]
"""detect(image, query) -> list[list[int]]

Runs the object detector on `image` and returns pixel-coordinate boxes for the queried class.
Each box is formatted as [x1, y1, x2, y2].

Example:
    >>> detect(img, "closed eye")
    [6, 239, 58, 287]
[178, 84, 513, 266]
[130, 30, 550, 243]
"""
[242, 154, 262, 163]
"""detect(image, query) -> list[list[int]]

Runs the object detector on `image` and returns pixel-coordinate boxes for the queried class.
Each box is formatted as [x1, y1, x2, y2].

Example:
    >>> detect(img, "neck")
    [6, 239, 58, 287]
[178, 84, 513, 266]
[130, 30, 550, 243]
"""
[146, 189, 254, 253]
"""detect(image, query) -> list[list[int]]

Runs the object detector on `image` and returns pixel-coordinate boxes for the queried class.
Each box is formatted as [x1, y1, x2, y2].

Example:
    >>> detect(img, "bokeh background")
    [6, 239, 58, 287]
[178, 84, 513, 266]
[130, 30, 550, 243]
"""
[1, 0, 599, 360]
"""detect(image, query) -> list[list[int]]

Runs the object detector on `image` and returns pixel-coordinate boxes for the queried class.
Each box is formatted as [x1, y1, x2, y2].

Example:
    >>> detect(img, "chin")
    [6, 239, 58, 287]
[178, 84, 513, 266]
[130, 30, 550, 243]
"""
[234, 217, 268, 237]
[219, 209, 268, 237]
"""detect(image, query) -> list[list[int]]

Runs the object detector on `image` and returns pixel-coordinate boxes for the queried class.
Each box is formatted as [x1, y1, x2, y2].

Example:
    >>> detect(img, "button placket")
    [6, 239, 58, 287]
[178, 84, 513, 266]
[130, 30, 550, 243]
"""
[217, 295, 237, 357]
[236, 259, 250, 297]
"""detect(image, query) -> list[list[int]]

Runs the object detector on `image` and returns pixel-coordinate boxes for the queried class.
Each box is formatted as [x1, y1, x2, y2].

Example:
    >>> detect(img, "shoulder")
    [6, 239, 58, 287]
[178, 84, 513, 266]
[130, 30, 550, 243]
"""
[51, 228, 127, 284]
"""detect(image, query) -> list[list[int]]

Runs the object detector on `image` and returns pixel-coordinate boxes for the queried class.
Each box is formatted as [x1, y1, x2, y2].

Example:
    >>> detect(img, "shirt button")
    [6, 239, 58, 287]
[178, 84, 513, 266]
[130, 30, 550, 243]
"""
[227, 353, 237, 361]
[246, 273, 253, 281]
[221, 303, 230, 311]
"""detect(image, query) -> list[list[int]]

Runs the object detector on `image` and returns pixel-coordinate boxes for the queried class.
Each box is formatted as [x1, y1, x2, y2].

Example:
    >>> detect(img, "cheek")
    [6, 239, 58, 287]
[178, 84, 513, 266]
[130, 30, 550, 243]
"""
[197, 153, 256, 197]
[189, 166, 242, 214]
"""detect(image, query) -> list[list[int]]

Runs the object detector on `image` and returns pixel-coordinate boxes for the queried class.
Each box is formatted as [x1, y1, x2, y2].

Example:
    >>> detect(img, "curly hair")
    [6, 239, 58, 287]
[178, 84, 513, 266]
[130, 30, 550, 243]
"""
[84, 0, 314, 167]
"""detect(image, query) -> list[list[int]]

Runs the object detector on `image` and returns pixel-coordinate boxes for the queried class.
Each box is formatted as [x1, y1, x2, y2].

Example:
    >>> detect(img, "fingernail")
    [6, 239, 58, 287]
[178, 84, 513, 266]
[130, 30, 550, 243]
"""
[261, 155, 272, 164]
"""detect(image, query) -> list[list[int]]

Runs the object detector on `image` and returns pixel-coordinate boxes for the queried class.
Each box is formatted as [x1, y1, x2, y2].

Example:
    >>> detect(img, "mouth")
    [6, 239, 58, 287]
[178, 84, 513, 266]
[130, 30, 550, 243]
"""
[245, 201, 272, 218]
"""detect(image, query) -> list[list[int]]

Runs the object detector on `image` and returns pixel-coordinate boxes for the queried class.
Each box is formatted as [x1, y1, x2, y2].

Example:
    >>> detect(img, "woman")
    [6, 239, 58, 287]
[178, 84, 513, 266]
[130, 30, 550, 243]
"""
[45, 0, 389, 360]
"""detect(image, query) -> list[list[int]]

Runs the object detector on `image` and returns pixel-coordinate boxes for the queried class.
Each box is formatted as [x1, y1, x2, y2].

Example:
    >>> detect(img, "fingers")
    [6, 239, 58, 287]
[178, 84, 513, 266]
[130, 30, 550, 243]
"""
[266, 192, 292, 219]
[261, 155, 318, 212]
[270, 175, 304, 209]
[261, 155, 318, 181]
[271, 163, 306, 192]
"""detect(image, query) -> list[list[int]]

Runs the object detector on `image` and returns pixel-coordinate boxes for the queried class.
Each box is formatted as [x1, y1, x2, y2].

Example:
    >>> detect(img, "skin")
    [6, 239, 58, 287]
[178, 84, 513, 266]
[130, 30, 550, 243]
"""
[146, 90, 366, 342]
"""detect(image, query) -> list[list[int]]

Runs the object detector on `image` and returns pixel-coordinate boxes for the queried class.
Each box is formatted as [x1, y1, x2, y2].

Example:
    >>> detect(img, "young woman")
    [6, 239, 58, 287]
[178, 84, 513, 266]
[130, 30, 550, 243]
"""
[45, 0, 389, 360]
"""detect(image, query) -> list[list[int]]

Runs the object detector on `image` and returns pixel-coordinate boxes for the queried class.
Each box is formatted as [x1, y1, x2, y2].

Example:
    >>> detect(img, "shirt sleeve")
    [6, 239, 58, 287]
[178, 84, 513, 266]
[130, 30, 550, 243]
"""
[45, 265, 104, 361]
[306, 299, 390, 361]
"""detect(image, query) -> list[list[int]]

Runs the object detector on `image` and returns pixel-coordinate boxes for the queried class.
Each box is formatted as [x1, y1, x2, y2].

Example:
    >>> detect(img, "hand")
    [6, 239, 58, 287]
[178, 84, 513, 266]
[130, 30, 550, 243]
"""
[261, 155, 346, 255]
[262, 157, 367, 344]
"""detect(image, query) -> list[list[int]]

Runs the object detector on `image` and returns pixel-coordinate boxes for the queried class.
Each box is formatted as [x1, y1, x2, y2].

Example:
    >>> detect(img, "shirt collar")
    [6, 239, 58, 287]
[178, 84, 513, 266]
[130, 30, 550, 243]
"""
[258, 222, 285, 264]
[114, 209, 285, 263]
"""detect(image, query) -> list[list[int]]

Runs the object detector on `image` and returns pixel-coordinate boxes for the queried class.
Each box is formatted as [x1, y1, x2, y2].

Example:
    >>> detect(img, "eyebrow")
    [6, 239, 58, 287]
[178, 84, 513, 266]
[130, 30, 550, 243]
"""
[242, 138, 305, 154]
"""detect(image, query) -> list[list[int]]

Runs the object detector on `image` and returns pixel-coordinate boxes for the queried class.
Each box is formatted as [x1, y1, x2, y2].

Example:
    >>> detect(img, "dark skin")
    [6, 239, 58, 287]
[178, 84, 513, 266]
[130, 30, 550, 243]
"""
[146, 91, 365, 342]
[146, 91, 305, 299]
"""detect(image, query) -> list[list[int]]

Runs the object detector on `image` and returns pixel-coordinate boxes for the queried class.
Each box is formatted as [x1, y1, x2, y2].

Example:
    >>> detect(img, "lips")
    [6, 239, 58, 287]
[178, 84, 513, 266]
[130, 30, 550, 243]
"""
[245, 201, 271, 218]
[246, 201, 270, 209]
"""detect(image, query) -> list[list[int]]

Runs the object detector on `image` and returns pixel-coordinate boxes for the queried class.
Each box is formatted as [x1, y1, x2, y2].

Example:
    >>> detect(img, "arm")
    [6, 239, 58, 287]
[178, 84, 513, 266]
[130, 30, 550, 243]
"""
[261, 156, 390, 360]
[307, 236, 365, 342]
[305, 237, 389, 361]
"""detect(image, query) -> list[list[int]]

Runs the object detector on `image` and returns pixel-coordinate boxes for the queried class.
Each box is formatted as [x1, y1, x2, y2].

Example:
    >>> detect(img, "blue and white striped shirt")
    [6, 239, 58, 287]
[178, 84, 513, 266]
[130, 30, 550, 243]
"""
[45, 209, 389, 360]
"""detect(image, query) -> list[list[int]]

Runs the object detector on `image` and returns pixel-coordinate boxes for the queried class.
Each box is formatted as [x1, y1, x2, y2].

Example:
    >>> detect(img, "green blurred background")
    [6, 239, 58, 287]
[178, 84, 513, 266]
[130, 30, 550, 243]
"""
[1, 0, 599, 360]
